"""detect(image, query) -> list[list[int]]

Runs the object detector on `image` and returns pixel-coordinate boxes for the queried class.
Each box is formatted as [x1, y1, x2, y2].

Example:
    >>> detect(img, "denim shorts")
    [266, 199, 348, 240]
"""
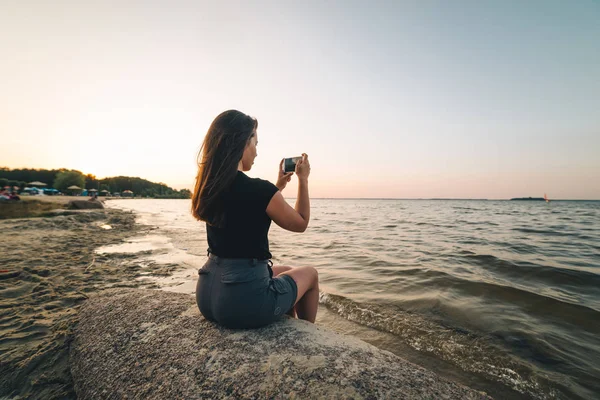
[195, 254, 298, 329]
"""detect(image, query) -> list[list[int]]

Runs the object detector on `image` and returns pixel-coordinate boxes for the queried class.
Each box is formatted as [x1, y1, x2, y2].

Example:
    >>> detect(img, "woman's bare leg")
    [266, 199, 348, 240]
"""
[280, 266, 319, 323]
[271, 265, 293, 277]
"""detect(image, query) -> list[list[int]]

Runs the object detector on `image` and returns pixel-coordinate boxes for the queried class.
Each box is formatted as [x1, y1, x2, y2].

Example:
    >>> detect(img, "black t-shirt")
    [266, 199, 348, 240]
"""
[206, 171, 279, 260]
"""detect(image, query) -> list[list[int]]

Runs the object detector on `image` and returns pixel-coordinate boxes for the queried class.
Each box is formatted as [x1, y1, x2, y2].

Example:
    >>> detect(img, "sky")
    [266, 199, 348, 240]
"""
[1, 1, 599, 199]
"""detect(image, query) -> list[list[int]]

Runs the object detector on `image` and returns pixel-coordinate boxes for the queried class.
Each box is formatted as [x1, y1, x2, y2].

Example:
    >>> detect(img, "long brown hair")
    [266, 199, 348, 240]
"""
[191, 110, 257, 227]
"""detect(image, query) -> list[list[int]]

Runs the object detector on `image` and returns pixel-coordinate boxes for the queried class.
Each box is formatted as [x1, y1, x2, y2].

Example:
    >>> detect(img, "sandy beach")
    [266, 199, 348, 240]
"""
[0, 197, 167, 399]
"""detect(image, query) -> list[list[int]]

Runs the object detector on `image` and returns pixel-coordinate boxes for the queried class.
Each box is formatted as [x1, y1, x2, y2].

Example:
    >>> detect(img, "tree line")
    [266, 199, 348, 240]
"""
[0, 167, 191, 199]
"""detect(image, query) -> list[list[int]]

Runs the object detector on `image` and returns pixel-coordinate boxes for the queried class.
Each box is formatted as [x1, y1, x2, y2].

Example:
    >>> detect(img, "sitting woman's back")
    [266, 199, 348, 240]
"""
[206, 171, 278, 260]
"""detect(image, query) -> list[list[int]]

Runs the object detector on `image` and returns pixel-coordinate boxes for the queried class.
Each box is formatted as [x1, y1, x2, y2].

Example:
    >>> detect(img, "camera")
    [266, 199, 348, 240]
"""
[283, 156, 302, 173]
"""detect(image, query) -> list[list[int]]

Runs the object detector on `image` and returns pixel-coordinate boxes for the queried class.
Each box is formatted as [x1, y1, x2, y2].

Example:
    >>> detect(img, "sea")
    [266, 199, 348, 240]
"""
[100, 198, 600, 400]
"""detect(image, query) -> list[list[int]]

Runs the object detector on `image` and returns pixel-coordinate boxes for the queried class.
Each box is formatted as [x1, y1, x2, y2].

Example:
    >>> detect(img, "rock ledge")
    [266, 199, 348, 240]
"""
[70, 289, 491, 399]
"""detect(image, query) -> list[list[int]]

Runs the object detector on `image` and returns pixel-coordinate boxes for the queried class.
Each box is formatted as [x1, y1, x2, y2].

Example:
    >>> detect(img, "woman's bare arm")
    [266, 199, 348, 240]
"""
[267, 191, 309, 232]
[267, 153, 310, 233]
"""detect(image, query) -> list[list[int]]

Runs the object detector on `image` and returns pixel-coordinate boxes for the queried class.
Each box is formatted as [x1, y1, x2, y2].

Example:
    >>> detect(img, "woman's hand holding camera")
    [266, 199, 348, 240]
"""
[276, 159, 293, 191]
[276, 153, 310, 191]
[295, 153, 310, 182]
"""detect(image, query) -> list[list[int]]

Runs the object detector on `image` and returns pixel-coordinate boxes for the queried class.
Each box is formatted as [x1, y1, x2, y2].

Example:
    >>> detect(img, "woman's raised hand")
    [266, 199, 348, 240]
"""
[295, 153, 310, 182]
[276, 159, 293, 191]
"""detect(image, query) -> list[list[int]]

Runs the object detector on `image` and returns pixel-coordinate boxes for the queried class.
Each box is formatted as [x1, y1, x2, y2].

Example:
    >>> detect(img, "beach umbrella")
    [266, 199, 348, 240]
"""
[100, 190, 109, 193]
[28, 181, 47, 186]
[88, 189, 98, 192]
[67, 185, 83, 196]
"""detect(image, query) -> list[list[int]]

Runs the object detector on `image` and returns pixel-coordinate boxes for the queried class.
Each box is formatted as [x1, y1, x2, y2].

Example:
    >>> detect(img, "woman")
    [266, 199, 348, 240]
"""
[192, 109, 319, 329]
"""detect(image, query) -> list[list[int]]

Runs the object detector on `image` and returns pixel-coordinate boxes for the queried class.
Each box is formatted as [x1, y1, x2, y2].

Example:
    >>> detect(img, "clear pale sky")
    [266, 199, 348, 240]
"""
[1, 1, 599, 199]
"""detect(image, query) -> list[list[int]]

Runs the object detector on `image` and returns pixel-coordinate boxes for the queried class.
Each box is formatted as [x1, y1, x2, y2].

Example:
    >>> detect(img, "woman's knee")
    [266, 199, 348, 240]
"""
[280, 266, 318, 294]
[299, 266, 319, 286]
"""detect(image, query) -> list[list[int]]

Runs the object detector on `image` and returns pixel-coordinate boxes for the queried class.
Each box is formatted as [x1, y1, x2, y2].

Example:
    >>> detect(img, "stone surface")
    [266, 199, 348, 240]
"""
[67, 200, 104, 209]
[70, 289, 492, 399]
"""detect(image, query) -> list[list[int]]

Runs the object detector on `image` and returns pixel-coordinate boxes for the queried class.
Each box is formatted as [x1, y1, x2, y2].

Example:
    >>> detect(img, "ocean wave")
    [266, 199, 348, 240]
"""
[511, 227, 591, 239]
[323, 241, 346, 250]
[445, 276, 600, 326]
[454, 220, 500, 226]
[460, 253, 600, 293]
[319, 292, 561, 399]
[414, 222, 454, 228]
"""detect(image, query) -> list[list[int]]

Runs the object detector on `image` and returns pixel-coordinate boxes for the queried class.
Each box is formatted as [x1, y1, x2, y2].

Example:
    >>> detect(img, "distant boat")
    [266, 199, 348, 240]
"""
[544, 193, 551, 203]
